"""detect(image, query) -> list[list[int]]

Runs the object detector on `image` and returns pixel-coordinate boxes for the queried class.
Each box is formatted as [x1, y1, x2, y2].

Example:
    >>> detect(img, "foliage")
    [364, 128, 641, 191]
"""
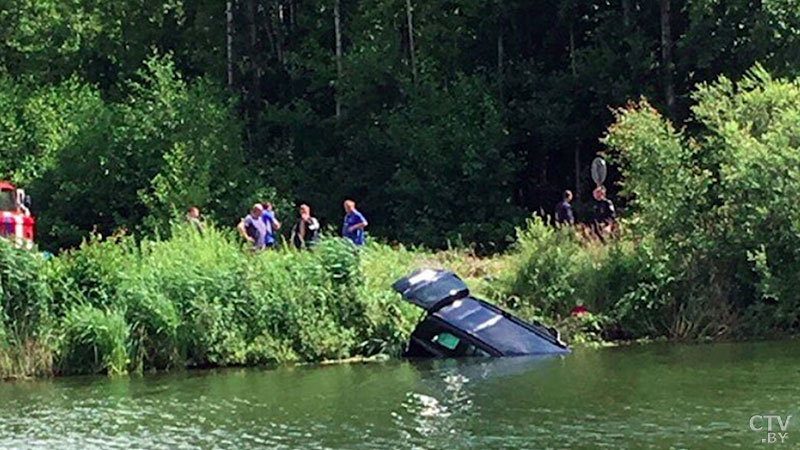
[603, 66, 800, 338]
[1, 55, 250, 250]
[0, 224, 422, 378]
[4, 0, 800, 377]
[58, 304, 129, 375]
[3, 0, 800, 251]
[380, 75, 522, 248]
[0, 239, 51, 337]
[503, 217, 583, 317]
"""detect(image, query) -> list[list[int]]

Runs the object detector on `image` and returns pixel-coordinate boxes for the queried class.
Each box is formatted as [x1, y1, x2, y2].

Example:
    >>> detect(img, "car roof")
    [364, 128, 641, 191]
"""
[391, 269, 469, 311]
[432, 297, 569, 356]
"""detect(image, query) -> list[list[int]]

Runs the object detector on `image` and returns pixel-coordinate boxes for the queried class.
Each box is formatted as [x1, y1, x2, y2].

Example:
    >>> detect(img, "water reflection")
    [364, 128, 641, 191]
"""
[393, 355, 564, 446]
[1, 343, 799, 449]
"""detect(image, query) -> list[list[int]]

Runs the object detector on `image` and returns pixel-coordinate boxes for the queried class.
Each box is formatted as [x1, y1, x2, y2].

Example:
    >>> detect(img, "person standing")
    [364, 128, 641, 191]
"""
[261, 202, 282, 249]
[186, 206, 204, 234]
[554, 190, 575, 226]
[342, 199, 368, 246]
[291, 204, 320, 249]
[592, 186, 616, 242]
[237, 203, 268, 251]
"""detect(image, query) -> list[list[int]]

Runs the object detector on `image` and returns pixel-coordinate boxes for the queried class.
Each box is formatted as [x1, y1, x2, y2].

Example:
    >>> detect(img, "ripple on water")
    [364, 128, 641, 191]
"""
[1, 342, 799, 449]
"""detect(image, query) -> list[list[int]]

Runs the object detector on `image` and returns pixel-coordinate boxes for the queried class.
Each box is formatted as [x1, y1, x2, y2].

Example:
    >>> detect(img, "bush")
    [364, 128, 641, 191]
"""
[502, 217, 584, 317]
[126, 289, 181, 371]
[0, 239, 51, 337]
[0, 224, 421, 376]
[47, 233, 137, 315]
[602, 65, 800, 338]
[59, 305, 129, 375]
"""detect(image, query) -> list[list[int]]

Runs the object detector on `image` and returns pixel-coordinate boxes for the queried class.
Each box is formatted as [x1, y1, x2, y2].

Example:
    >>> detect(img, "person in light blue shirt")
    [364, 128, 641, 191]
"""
[237, 203, 268, 251]
[342, 199, 368, 246]
[261, 202, 282, 248]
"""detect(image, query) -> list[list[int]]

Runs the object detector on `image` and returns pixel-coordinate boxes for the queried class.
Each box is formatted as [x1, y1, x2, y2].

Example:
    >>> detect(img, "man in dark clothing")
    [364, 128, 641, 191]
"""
[592, 187, 616, 242]
[291, 204, 320, 249]
[554, 190, 575, 226]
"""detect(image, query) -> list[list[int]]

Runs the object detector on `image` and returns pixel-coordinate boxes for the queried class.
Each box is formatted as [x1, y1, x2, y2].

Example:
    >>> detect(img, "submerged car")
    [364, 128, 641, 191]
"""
[393, 269, 569, 358]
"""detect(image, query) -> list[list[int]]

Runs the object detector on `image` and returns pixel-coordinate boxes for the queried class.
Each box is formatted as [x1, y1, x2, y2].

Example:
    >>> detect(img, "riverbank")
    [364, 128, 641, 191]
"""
[0, 220, 605, 379]
[0, 212, 789, 380]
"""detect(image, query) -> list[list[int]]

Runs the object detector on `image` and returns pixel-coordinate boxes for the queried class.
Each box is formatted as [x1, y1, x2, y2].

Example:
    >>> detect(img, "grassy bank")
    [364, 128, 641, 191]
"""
[0, 219, 611, 379]
[1, 226, 418, 378]
[2, 212, 798, 379]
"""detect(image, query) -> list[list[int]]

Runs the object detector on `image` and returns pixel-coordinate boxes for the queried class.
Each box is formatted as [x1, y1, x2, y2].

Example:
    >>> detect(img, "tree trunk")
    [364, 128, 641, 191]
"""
[277, 5, 285, 66]
[622, 0, 631, 28]
[226, 0, 235, 88]
[247, 0, 259, 98]
[497, 29, 504, 105]
[569, 24, 577, 77]
[248, 0, 256, 47]
[334, 0, 343, 119]
[574, 139, 581, 201]
[405, 0, 417, 83]
[264, 5, 277, 60]
[659, 0, 675, 116]
[569, 24, 579, 198]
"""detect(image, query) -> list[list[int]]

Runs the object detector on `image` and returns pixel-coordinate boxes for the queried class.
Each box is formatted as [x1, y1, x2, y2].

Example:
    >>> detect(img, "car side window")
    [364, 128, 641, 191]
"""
[432, 332, 460, 350]
[431, 332, 489, 357]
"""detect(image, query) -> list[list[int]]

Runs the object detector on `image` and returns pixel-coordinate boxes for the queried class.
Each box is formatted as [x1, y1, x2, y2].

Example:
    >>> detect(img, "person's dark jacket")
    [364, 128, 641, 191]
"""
[554, 200, 574, 225]
[593, 198, 616, 223]
[291, 216, 320, 249]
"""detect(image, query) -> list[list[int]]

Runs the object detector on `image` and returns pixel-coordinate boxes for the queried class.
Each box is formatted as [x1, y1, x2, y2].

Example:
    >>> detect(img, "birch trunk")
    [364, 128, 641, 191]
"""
[334, 0, 343, 119]
[659, 0, 675, 116]
[226, 0, 235, 87]
[405, 0, 417, 83]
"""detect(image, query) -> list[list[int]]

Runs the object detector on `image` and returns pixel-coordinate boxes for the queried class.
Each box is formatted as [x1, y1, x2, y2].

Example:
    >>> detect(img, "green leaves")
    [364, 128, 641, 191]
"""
[0, 224, 426, 377]
[58, 304, 129, 376]
[0, 54, 246, 250]
[603, 66, 800, 337]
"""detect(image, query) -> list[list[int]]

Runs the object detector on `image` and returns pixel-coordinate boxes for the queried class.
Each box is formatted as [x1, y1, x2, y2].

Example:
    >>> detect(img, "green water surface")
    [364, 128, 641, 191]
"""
[1, 341, 798, 449]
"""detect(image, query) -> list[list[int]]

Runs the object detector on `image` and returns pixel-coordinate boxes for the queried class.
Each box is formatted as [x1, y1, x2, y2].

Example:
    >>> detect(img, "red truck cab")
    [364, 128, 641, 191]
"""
[0, 181, 35, 249]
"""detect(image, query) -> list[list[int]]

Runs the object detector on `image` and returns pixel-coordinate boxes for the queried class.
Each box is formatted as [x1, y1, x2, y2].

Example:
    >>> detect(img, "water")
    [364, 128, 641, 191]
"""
[1, 342, 798, 449]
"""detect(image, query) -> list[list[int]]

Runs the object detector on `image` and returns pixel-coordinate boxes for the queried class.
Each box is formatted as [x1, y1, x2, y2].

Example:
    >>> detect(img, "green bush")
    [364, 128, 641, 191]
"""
[502, 217, 584, 317]
[0, 224, 420, 377]
[126, 289, 181, 371]
[47, 233, 137, 315]
[602, 65, 800, 338]
[59, 305, 129, 375]
[0, 239, 51, 337]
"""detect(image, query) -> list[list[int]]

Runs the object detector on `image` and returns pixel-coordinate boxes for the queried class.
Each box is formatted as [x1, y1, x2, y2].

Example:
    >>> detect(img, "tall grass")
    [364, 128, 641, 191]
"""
[0, 225, 426, 378]
[3, 213, 782, 379]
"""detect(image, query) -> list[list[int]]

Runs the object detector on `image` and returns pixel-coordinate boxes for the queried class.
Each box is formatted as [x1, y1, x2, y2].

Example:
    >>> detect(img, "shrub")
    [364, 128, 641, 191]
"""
[502, 217, 584, 317]
[0, 239, 51, 337]
[125, 289, 181, 371]
[46, 233, 137, 315]
[603, 65, 800, 338]
[59, 305, 129, 375]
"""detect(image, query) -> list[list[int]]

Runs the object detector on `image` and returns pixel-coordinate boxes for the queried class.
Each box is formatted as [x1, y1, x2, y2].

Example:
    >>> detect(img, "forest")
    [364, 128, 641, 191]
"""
[4, 1, 800, 377]
[2, 0, 799, 250]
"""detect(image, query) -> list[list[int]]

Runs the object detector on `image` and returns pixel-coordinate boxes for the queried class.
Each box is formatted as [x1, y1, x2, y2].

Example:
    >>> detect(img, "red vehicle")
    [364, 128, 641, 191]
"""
[0, 181, 34, 249]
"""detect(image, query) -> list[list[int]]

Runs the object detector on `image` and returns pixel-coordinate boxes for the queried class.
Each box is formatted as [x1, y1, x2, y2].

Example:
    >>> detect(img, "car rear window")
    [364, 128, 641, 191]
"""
[434, 298, 563, 355]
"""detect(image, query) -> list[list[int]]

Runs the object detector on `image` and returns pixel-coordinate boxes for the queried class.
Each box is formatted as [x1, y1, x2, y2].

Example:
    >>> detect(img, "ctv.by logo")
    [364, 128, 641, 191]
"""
[750, 415, 791, 444]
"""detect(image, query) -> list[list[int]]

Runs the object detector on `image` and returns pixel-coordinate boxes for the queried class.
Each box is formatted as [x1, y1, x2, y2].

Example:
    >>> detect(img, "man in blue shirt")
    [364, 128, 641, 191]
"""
[261, 202, 282, 248]
[237, 203, 268, 251]
[342, 199, 368, 246]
